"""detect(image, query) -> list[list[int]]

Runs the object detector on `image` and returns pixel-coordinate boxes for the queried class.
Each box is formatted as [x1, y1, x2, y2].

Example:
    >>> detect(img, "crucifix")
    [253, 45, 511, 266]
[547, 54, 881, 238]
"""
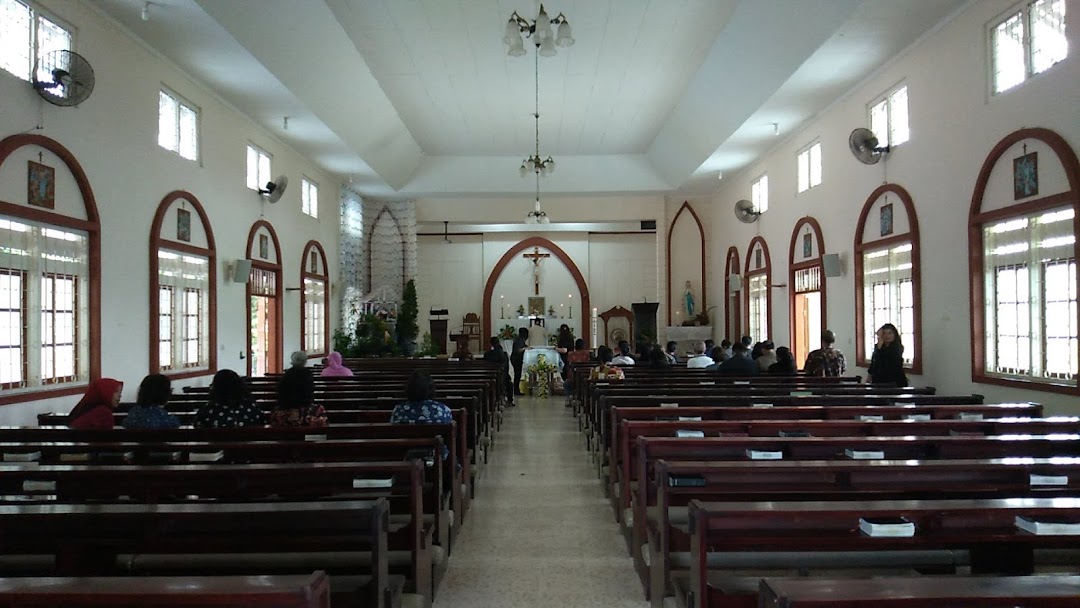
[522, 246, 550, 295]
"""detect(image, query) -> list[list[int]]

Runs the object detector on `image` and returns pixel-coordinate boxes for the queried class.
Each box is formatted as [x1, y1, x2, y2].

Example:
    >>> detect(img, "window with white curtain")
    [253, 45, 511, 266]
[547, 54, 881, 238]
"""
[303, 277, 326, 354]
[301, 178, 319, 219]
[751, 174, 769, 213]
[246, 144, 272, 191]
[797, 141, 822, 193]
[0, 0, 72, 82]
[747, 274, 769, 341]
[0, 217, 89, 390]
[862, 243, 915, 366]
[157, 250, 209, 370]
[869, 84, 909, 148]
[983, 207, 1077, 381]
[158, 89, 199, 161]
[991, 0, 1068, 95]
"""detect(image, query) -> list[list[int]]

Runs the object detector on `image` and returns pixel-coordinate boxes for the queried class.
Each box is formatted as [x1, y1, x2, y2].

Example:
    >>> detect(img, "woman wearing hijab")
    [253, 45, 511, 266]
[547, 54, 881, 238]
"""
[195, 369, 266, 428]
[68, 378, 123, 429]
[320, 351, 354, 377]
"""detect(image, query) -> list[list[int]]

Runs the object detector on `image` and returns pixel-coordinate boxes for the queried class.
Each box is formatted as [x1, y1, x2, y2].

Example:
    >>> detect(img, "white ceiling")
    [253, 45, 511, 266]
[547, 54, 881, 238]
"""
[91, 0, 969, 199]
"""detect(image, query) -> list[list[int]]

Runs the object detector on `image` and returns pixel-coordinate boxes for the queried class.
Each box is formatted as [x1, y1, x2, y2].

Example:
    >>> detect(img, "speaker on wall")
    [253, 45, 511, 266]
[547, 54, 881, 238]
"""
[232, 259, 253, 283]
[822, 253, 843, 277]
[728, 273, 743, 292]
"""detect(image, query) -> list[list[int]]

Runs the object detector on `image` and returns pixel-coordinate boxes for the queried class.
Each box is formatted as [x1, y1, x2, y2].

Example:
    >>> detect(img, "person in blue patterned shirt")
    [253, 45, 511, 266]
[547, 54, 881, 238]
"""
[123, 374, 181, 429]
[391, 370, 452, 459]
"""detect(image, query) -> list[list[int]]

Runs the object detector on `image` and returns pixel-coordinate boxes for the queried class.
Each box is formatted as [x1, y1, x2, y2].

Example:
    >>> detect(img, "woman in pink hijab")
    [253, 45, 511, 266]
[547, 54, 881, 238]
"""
[320, 352, 353, 377]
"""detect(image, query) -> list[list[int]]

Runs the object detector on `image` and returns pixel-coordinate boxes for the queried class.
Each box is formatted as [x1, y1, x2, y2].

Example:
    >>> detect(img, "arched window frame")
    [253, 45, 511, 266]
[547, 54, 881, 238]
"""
[301, 240, 330, 358]
[723, 246, 741, 341]
[0, 134, 100, 405]
[148, 191, 217, 378]
[366, 206, 406, 292]
[245, 220, 284, 377]
[854, 183, 923, 373]
[969, 127, 1080, 395]
[788, 216, 828, 359]
[743, 236, 772, 341]
[666, 201, 707, 326]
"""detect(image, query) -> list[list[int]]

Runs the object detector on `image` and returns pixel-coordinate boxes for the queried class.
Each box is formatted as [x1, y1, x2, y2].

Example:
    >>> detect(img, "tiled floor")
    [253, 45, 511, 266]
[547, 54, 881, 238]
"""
[433, 396, 649, 608]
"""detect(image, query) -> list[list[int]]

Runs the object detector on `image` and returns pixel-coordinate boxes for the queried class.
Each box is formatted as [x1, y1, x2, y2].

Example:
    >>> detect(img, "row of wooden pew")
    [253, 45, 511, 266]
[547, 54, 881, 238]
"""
[0, 359, 509, 607]
[568, 363, 1080, 608]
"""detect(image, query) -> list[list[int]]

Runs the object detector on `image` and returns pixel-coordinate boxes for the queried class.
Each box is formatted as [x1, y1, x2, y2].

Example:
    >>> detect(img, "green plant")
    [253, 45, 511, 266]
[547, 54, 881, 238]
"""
[498, 324, 516, 340]
[332, 328, 355, 356]
[416, 332, 440, 357]
[396, 279, 419, 348]
[354, 312, 394, 358]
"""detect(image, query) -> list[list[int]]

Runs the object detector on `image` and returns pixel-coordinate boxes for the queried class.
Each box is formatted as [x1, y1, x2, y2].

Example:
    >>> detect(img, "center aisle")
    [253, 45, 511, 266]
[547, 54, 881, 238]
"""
[433, 395, 649, 608]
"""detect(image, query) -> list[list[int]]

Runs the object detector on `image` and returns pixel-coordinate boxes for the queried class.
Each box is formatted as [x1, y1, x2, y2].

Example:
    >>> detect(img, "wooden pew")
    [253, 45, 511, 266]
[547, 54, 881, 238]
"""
[685, 497, 1080, 608]
[0, 499, 392, 608]
[0, 572, 331, 607]
[650, 457, 1080, 607]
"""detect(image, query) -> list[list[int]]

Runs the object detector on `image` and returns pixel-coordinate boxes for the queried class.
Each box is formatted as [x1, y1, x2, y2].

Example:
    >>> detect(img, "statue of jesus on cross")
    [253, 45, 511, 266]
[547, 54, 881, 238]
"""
[522, 246, 550, 295]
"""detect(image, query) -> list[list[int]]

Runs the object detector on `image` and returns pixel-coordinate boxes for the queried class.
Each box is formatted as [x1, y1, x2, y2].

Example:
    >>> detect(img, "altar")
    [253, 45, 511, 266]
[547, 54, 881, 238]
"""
[522, 346, 564, 373]
[494, 317, 581, 344]
[521, 346, 563, 397]
[665, 325, 714, 356]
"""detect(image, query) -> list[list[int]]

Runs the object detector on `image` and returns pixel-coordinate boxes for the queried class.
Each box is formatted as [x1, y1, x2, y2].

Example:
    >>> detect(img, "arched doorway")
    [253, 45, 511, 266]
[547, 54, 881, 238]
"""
[245, 220, 283, 377]
[788, 217, 827, 366]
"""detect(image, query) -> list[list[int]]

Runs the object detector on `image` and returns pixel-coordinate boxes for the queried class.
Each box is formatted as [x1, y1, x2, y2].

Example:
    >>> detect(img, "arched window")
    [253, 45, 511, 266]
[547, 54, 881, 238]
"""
[854, 184, 922, 373]
[0, 134, 100, 405]
[743, 237, 772, 341]
[788, 217, 827, 366]
[149, 191, 216, 378]
[246, 220, 283, 377]
[970, 127, 1080, 394]
[367, 206, 405, 293]
[301, 240, 329, 357]
[723, 247, 741, 341]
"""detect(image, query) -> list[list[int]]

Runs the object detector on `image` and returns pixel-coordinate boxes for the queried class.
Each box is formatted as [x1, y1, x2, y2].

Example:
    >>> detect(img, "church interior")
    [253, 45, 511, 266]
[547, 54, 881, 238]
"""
[1, 0, 1080, 606]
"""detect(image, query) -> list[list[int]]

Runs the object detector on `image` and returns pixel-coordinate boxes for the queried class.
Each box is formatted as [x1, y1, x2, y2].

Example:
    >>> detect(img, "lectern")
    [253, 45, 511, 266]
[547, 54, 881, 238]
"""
[632, 301, 659, 350]
[429, 308, 449, 355]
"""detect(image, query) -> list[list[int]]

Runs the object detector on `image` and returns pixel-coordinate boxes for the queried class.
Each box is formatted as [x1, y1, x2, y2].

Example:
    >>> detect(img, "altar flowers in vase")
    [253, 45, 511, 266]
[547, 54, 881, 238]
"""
[525, 353, 559, 398]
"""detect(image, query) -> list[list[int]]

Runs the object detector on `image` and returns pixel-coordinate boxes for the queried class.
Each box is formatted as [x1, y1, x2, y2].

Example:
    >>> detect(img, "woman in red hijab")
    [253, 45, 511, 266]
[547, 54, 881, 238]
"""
[68, 378, 123, 429]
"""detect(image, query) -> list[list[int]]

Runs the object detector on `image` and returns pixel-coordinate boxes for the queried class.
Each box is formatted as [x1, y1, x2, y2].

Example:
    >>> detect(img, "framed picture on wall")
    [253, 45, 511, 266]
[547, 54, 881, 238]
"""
[528, 296, 546, 317]
[755, 248, 762, 269]
[27, 161, 55, 209]
[259, 234, 269, 259]
[880, 203, 894, 237]
[177, 208, 192, 242]
[1013, 151, 1038, 200]
[310, 251, 318, 273]
[802, 232, 812, 258]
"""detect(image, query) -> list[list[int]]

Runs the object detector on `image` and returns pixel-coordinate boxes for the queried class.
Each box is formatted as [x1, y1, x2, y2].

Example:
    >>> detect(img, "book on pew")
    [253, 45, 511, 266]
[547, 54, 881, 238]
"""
[779, 430, 810, 438]
[188, 451, 225, 463]
[678, 416, 702, 421]
[959, 412, 984, 421]
[859, 516, 915, 537]
[676, 430, 705, 438]
[1015, 516, 1080, 535]
[668, 475, 707, 487]
[22, 480, 56, 493]
[733, 380, 750, 385]
[59, 453, 90, 463]
[1030, 474, 1069, 486]
[3, 452, 41, 463]
[353, 478, 395, 489]
[845, 449, 886, 460]
[789, 391, 813, 397]
[699, 381, 715, 386]
[752, 403, 774, 408]
[904, 414, 932, 421]
[746, 449, 783, 460]
[660, 402, 679, 408]
[858, 415, 885, 422]
[304, 434, 328, 442]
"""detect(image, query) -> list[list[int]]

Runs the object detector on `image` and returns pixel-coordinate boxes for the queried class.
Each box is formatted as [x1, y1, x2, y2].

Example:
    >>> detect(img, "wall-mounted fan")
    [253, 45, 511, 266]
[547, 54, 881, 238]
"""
[849, 127, 890, 165]
[32, 50, 95, 107]
[259, 175, 288, 203]
[734, 199, 761, 224]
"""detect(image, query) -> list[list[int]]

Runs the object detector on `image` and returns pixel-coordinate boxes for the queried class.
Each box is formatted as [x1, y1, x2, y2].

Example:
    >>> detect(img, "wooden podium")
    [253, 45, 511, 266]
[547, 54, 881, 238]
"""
[429, 308, 449, 355]
[632, 302, 659, 349]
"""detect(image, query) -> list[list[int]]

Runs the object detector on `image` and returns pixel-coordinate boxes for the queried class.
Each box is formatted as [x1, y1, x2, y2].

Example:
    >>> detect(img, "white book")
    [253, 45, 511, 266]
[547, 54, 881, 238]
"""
[676, 430, 705, 438]
[1030, 474, 1069, 487]
[3, 452, 41, 463]
[846, 449, 886, 460]
[894, 402, 916, 407]
[678, 416, 702, 421]
[1015, 516, 1080, 535]
[959, 413, 984, 421]
[699, 381, 716, 386]
[752, 403, 774, 408]
[59, 453, 90, 463]
[447, 357, 459, 362]
[0, 494, 55, 501]
[733, 381, 750, 385]
[858, 415, 885, 422]
[353, 478, 394, 489]
[746, 449, 783, 460]
[22, 480, 56, 492]
[789, 391, 813, 397]
[188, 451, 225, 463]
[904, 414, 931, 421]
[304, 434, 327, 442]
[859, 517, 915, 537]
[660, 402, 679, 408]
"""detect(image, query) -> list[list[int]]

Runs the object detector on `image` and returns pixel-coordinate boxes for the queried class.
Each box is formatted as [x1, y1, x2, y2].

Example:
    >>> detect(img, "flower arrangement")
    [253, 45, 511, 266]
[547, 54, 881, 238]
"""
[516, 304, 526, 316]
[525, 353, 559, 398]
[498, 324, 516, 340]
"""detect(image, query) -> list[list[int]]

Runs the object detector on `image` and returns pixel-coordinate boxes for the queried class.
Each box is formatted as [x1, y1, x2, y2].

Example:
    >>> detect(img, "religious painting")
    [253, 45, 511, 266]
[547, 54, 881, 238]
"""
[1013, 151, 1038, 200]
[27, 161, 55, 209]
[310, 251, 318, 273]
[258, 234, 269, 259]
[528, 296, 546, 317]
[755, 247, 762, 269]
[879, 203, 894, 237]
[176, 208, 192, 242]
[802, 232, 812, 259]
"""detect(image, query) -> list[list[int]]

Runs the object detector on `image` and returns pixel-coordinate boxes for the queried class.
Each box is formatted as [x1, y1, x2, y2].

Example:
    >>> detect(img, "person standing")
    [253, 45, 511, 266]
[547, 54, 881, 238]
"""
[483, 336, 513, 406]
[803, 329, 846, 377]
[868, 323, 908, 386]
[511, 327, 528, 396]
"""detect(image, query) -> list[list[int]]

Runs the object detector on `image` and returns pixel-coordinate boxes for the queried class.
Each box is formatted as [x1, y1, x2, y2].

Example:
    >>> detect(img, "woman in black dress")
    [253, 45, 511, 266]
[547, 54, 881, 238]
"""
[867, 323, 908, 386]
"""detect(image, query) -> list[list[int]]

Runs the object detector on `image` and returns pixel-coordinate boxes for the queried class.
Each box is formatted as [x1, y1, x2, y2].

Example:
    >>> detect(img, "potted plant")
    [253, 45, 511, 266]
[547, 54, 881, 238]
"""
[396, 279, 419, 355]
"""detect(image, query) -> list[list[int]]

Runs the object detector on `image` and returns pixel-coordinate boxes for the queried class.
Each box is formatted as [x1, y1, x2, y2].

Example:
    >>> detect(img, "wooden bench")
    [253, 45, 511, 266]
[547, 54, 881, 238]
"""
[0, 572, 331, 607]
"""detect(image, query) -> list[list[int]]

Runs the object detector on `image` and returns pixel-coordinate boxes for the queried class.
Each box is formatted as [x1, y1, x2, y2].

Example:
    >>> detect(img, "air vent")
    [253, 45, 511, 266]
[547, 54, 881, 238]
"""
[640, 220, 657, 230]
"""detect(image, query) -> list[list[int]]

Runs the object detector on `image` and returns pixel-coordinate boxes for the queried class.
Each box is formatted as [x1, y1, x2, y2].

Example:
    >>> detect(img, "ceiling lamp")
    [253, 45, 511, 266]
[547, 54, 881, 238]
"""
[504, 4, 574, 57]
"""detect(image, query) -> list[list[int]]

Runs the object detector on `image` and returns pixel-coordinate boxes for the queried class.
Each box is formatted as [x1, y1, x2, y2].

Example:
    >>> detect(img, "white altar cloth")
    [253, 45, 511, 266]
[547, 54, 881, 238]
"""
[665, 326, 715, 356]
[523, 347, 564, 373]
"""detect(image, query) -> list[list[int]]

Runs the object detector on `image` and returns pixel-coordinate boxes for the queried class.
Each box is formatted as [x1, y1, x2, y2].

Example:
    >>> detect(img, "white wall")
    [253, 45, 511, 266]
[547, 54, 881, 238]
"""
[708, 0, 1080, 413]
[0, 0, 341, 423]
